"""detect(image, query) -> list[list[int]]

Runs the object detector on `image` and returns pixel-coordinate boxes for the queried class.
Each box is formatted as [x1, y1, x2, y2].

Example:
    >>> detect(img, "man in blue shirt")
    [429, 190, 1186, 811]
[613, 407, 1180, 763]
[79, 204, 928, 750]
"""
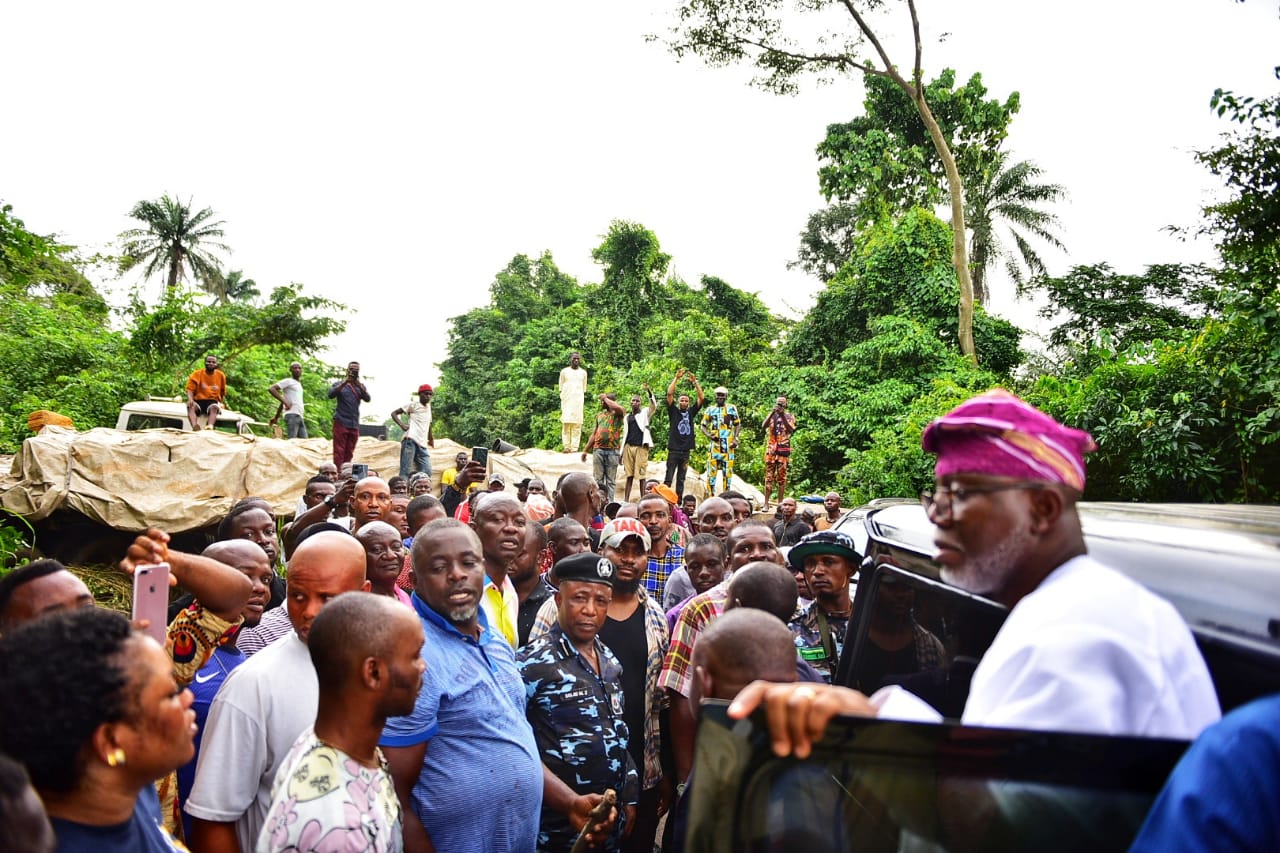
[381, 519, 616, 853]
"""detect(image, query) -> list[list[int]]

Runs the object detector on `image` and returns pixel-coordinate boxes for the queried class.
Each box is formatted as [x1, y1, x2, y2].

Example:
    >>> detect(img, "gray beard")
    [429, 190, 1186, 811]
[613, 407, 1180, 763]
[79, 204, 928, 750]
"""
[446, 604, 479, 623]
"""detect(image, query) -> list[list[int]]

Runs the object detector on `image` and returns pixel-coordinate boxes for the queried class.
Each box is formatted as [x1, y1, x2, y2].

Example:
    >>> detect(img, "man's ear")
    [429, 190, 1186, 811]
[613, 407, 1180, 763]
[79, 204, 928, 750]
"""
[694, 664, 713, 704]
[363, 656, 381, 689]
[361, 579, 372, 593]
[1028, 485, 1065, 534]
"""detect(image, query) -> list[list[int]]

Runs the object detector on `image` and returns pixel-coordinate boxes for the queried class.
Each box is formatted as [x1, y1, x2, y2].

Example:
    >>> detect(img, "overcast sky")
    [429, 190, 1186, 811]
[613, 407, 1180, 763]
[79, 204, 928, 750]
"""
[3, 0, 1277, 421]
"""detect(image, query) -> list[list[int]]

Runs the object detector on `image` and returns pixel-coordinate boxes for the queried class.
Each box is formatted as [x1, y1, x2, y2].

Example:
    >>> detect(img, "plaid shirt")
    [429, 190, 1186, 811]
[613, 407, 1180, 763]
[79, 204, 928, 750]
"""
[657, 582, 730, 698]
[644, 544, 685, 600]
[529, 588, 669, 790]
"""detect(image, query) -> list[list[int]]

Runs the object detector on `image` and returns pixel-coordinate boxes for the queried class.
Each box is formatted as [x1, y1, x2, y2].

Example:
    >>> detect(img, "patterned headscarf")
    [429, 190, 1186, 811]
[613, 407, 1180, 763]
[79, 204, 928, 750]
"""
[922, 389, 1096, 491]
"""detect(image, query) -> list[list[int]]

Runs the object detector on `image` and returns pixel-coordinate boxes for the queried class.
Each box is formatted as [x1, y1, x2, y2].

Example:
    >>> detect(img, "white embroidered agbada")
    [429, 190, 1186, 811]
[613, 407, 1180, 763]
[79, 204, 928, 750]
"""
[558, 365, 588, 424]
[873, 555, 1221, 739]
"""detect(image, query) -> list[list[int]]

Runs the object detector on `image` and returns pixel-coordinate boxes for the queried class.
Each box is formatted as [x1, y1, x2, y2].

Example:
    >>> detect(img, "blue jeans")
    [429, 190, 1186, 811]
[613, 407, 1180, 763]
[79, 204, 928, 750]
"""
[284, 412, 307, 439]
[400, 438, 432, 479]
[593, 449, 620, 501]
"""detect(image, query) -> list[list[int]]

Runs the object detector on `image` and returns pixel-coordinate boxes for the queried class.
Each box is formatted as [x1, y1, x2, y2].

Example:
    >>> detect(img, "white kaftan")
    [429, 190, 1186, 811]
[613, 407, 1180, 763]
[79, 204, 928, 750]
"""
[873, 555, 1221, 739]
[558, 365, 588, 425]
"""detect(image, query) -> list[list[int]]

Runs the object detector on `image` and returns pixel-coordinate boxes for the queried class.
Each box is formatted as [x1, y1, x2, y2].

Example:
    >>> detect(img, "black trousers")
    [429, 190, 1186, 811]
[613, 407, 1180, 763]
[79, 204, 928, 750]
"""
[664, 451, 690, 498]
[622, 785, 661, 853]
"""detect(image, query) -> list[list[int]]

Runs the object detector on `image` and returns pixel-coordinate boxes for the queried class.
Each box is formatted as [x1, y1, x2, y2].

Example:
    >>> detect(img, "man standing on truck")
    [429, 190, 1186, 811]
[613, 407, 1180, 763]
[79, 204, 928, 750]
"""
[761, 396, 797, 511]
[701, 386, 739, 496]
[558, 351, 588, 453]
[663, 369, 704, 503]
[328, 361, 370, 468]
[267, 362, 307, 439]
[391, 384, 435, 480]
[186, 354, 227, 430]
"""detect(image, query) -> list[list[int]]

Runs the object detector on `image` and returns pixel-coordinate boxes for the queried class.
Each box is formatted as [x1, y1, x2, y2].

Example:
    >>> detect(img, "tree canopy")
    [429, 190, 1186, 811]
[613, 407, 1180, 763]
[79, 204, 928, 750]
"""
[118, 195, 230, 292]
[0, 200, 347, 450]
[663, 0, 982, 361]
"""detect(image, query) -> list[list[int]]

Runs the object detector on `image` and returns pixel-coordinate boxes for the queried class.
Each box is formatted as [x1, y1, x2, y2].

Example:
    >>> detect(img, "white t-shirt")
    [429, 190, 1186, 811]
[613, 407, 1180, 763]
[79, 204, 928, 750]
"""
[402, 399, 432, 447]
[274, 378, 304, 417]
[873, 555, 1221, 739]
[257, 728, 402, 853]
[185, 632, 319, 852]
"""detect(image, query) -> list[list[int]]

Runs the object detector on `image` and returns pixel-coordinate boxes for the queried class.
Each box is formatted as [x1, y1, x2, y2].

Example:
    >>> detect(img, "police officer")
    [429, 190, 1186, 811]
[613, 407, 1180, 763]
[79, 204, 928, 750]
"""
[518, 552, 639, 852]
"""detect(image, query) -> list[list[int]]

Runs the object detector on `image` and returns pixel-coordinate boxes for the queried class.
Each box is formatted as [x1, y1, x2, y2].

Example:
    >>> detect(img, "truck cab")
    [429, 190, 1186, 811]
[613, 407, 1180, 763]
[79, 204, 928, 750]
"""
[115, 396, 258, 435]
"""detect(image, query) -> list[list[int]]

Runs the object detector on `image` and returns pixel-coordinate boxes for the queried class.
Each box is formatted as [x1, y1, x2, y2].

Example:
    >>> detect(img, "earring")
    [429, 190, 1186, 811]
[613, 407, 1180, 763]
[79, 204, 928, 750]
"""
[106, 749, 126, 767]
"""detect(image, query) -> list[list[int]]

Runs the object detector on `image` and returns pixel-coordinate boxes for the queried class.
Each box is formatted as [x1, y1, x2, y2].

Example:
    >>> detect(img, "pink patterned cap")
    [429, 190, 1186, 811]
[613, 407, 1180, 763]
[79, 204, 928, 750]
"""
[922, 389, 1096, 491]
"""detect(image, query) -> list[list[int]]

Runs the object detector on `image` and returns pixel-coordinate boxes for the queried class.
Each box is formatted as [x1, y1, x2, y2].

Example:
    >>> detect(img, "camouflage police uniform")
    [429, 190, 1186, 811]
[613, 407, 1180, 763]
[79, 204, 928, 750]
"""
[519, 623, 640, 852]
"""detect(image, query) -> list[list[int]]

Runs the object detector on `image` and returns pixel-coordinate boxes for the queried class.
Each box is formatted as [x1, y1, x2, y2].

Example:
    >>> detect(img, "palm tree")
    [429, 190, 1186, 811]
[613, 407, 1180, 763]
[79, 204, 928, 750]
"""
[964, 152, 1067, 305]
[204, 269, 260, 304]
[119, 195, 230, 291]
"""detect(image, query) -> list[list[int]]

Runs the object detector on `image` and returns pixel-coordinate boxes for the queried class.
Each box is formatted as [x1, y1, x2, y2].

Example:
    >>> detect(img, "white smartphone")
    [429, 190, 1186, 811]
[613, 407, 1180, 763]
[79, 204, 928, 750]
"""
[131, 562, 170, 646]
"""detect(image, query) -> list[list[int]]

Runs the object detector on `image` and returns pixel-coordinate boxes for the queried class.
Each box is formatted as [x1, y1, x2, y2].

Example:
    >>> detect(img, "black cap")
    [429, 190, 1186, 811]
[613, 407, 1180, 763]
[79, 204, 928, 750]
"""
[787, 529, 862, 571]
[554, 552, 616, 588]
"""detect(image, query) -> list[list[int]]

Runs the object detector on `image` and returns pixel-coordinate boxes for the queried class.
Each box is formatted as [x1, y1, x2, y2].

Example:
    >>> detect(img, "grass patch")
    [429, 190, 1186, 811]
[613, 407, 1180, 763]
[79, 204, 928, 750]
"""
[69, 564, 133, 614]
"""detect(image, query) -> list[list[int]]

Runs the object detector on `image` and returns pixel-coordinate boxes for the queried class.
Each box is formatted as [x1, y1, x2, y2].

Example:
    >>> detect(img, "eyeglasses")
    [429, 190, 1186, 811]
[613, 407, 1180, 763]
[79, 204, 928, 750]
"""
[920, 482, 1045, 520]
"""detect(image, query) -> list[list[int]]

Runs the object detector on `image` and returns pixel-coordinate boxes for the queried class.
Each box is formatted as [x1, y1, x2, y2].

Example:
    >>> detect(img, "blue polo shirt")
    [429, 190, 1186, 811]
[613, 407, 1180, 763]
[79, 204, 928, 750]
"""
[380, 592, 542, 853]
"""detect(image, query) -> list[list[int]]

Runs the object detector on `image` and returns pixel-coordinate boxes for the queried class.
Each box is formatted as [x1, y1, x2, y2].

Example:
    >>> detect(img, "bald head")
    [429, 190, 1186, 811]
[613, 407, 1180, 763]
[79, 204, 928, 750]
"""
[355, 520, 400, 545]
[202, 539, 269, 568]
[285, 531, 368, 642]
[692, 609, 797, 710]
[697, 497, 735, 542]
[351, 476, 391, 527]
[308, 592, 417, 693]
[560, 473, 597, 512]
[473, 492, 523, 518]
[726, 562, 799, 624]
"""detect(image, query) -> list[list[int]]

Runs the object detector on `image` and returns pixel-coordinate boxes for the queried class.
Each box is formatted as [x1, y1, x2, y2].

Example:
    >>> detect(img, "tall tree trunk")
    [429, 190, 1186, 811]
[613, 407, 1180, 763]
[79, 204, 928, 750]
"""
[969, 233, 989, 306]
[915, 93, 977, 364]
[166, 243, 182, 290]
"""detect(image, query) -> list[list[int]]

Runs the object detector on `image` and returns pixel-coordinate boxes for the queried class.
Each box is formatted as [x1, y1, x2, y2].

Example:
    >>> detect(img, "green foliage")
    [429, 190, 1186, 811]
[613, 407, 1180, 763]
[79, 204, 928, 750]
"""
[438, 234, 785, 460]
[1198, 78, 1280, 281]
[0, 282, 148, 450]
[118, 194, 230, 291]
[965, 150, 1067, 304]
[816, 71, 1019, 224]
[841, 377, 997, 504]
[785, 207, 1023, 375]
[591, 221, 673, 365]
[0, 200, 347, 451]
[0, 508, 36, 569]
[0, 201, 106, 310]
[1033, 263, 1220, 373]
[1027, 341, 1235, 501]
[1018, 78, 1280, 503]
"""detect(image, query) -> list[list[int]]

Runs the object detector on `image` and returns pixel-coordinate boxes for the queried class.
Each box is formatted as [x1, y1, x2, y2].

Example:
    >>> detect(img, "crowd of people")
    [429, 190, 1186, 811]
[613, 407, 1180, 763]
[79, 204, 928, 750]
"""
[0, 385, 1268, 852]
[565, 361, 797, 507]
[198, 353, 805, 512]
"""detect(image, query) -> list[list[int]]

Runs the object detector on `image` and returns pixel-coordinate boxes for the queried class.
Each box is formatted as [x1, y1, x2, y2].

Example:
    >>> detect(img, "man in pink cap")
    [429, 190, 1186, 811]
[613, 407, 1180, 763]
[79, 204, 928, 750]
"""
[728, 389, 1221, 746]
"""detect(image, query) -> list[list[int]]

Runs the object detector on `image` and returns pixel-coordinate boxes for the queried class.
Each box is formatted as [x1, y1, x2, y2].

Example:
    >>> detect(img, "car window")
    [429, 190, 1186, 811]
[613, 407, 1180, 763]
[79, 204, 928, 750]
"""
[836, 564, 1007, 717]
[685, 702, 1187, 853]
[126, 414, 184, 430]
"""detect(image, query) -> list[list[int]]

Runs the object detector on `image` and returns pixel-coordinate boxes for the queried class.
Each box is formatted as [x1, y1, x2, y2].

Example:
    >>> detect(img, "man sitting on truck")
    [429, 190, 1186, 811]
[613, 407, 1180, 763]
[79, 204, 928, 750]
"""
[186, 354, 227, 430]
